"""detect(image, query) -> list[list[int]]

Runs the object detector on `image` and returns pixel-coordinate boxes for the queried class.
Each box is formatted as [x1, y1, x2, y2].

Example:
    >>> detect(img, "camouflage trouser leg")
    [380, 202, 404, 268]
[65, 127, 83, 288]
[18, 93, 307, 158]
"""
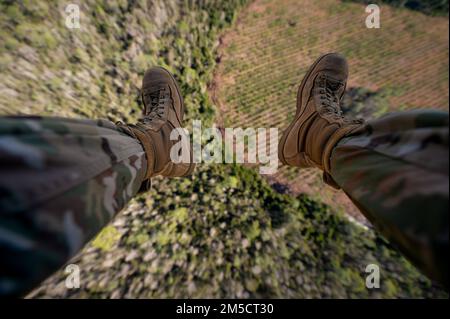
[330, 110, 449, 287]
[0, 116, 147, 297]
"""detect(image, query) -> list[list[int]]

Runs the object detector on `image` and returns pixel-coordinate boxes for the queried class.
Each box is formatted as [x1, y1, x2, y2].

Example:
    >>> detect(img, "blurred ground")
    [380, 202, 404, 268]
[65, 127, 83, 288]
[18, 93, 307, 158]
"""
[0, 0, 447, 298]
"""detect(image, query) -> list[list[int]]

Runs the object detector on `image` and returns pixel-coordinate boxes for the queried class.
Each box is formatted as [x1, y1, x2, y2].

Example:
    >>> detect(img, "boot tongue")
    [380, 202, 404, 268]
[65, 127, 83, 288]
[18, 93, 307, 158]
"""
[322, 75, 343, 94]
[327, 79, 341, 91]
[324, 82, 340, 104]
[142, 86, 168, 122]
[314, 75, 344, 120]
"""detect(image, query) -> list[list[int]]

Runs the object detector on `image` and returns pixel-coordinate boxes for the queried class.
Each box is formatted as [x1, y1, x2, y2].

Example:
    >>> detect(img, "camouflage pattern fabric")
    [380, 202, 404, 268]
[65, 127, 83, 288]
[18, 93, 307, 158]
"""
[0, 110, 448, 297]
[330, 109, 449, 288]
[0, 116, 147, 297]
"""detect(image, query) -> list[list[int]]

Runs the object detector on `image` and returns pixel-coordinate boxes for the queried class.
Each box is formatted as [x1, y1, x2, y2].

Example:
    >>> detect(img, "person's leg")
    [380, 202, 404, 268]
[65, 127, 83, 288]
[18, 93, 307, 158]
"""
[0, 116, 147, 297]
[279, 53, 449, 288]
[0, 67, 194, 297]
[330, 110, 449, 287]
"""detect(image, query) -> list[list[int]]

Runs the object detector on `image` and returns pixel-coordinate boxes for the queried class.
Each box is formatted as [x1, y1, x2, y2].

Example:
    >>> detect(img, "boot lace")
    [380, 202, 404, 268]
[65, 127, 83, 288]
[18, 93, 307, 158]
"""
[314, 74, 365, 125]
[140, 85, 169, 124]
[315, 74, 345, 120]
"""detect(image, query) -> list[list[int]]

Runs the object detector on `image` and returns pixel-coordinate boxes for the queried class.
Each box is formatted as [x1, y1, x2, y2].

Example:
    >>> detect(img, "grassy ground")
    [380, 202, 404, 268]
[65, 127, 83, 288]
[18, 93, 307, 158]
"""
[0, 0, 447, 298]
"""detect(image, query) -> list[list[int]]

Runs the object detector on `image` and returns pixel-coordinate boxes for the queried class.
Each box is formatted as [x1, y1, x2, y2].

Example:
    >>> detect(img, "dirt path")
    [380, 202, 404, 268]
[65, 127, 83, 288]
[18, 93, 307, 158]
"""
[210, 0, 449, 222]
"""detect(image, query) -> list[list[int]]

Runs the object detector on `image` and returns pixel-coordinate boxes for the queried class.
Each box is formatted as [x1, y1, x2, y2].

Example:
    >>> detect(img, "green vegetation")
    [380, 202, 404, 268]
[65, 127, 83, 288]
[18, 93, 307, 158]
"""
[0, 0, 447, 298]
[32, 163, 449, 298]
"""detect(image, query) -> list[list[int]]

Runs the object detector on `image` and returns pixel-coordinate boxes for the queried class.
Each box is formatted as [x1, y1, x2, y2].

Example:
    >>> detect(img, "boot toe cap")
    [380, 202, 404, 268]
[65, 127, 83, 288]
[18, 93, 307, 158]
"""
[315, 53, 348, 81]
[143, 66, 175, 86]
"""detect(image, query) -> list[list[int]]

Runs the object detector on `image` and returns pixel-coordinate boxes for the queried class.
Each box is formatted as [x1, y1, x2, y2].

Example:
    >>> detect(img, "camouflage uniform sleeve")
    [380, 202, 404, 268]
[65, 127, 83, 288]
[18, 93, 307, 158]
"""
[330, 110, 449, 288]
[0, 116, 147, 297]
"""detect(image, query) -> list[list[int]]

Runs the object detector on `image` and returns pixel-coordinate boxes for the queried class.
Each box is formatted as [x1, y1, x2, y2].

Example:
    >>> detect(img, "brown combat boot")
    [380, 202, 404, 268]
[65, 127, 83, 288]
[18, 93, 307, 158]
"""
[118, 67, 195, 187]
[278, 53, 364, 188]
